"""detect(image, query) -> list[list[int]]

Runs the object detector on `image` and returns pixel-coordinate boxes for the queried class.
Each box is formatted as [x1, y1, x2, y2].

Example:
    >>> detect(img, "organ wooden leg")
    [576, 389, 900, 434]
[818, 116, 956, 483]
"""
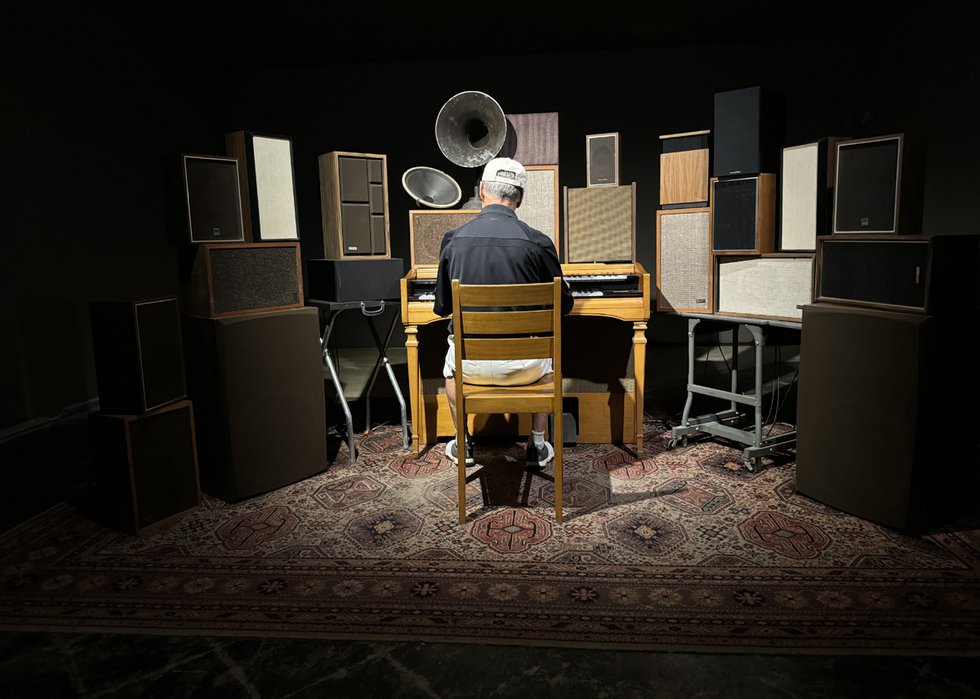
[633, 321, 647, 455]
[405, 325, 421, 457]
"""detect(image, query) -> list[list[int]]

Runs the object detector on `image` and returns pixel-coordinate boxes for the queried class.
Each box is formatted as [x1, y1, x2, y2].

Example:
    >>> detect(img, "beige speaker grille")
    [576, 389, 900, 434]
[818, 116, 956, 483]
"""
[409, 210, 481, 267]
[717, 256, 813, 320]
[658, 210, 711, 312]
[517, 166, 558, 244]
[566, 186, 633, 262]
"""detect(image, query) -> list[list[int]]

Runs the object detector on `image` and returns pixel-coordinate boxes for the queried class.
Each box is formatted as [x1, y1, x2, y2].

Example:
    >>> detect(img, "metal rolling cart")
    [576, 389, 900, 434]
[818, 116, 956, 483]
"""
[307, 298, 409, 464]
[667, 312, 800, 472]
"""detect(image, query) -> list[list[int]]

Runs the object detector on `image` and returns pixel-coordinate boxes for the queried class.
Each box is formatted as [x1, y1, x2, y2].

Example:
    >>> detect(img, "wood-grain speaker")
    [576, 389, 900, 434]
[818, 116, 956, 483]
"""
[711, 174, 776, 254]
[319, 151, 390, 258]
[660, 130, 710, 208]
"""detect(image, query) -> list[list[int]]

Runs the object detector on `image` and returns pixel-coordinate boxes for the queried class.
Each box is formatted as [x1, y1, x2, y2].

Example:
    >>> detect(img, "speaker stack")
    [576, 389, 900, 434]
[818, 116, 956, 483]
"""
[174, 140, 327, 502]
[88, 298, 201, 533]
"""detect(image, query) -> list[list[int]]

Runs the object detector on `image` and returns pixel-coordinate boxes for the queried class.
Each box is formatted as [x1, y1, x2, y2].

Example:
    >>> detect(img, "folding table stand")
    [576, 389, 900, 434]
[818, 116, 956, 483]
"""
[667, 313, 800, 472]
[307, 299, 409, 464]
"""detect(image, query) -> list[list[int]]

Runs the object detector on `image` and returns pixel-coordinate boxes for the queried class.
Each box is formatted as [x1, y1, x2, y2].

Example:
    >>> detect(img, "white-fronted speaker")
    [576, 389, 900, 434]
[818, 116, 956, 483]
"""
[517, 165, 559, 245]
[716, 255, 813, 321]
[656, 208, 712, 313]
[401, 166, 462, 208]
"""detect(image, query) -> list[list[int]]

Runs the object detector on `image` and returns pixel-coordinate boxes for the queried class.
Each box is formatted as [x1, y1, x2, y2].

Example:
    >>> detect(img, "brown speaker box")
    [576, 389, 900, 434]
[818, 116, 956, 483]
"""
[715, 254, 813, 321]
[89, 400, 201, 534]
[225, 131, 300, 242]
[181, 154, 245, 244]
[181, 307, 327, 502]
[710, 174, 776, 255]
[656, 207, 712, 313]
[586, 132, 620, 187]
[500, 112, 559, 165]
[179, 242, 304, 318]
[89, 297, 187, 414]
[516, 165, 560, 245]
[832, 133, 924, 235]
[409, 209, 481, 268]
[659, 130, 710, 208]
[319, 151, 390, 259]
[796, 303, 979, 532]
[814, 234, 979, 315]
[564, 183, 636, 263]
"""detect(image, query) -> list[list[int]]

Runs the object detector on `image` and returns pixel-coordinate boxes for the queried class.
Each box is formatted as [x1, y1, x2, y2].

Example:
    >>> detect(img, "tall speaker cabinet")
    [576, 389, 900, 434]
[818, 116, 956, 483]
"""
[319, 151, 391, 259]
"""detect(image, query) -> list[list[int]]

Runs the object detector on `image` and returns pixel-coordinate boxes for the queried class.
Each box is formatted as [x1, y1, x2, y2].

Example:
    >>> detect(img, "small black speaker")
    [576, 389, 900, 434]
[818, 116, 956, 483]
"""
[814, 234, 979, 314]
[181, 154, 245, 244]
[307, 258, 404, 302]
[182, 307, 327, 502]
[711, 174, 776, 254]
[90, 298, 187, 414]
[832, 133, 924, 235]
[89, 400, 201, 534]
[713, 86, 785, 177]
[796, 303, 979, 532]
[586, 133, 619, 187]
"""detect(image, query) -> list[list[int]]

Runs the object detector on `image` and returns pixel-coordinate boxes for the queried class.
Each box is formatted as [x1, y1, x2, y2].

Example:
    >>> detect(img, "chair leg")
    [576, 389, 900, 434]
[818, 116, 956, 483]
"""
[554, 407, 563, 524]
[457, 405, 467, 525]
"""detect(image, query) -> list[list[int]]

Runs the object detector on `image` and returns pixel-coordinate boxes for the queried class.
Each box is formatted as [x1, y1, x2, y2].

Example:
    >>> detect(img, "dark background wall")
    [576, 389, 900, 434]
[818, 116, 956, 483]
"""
[2, 5, 974, 432]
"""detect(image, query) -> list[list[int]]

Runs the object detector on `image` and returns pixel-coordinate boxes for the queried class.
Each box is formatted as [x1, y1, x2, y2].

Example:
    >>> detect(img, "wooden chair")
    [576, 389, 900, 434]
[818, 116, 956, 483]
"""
[450, 277, 564, 524]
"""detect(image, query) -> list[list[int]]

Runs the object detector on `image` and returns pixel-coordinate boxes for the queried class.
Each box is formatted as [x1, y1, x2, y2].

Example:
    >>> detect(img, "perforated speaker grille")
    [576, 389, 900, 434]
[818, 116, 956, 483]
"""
[517, 166, 558, 243]
[717, 256, 813, 320]
[657, 210, 711, 312]
[500, 112, 559, 165]
[410, 210, 481, 267]
[566, 186, 633, 263]
[210, 246, 302, 315]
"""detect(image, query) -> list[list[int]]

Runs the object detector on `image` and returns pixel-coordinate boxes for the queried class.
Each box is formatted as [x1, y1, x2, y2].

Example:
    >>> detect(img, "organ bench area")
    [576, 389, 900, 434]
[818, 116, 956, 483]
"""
[401, 262, 651, 456]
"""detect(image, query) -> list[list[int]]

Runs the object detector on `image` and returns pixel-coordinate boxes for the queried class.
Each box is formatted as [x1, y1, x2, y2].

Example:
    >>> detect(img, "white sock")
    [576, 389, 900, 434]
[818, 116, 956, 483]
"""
[531, 430, 546, 448]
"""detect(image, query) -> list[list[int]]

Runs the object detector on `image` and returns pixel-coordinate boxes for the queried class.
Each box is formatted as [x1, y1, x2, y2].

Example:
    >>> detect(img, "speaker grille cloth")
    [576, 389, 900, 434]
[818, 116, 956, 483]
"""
[517, 168, 557, 243]
[717, 257, 812, 320]
[659, 211, 710, 311]
[500, 113, 559, 165]
[780, 143, 819, 251]
[411, 211, 480, 266]
[834, 138, 900, 233]
[210, 247, 301, 314]
[567, 186, 633, 262]
[252, 136, 299, 240]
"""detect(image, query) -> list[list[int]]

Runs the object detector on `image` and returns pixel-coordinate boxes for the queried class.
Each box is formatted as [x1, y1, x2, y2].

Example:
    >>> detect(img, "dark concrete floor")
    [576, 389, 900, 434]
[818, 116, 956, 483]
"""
[2, 401, 979, 698]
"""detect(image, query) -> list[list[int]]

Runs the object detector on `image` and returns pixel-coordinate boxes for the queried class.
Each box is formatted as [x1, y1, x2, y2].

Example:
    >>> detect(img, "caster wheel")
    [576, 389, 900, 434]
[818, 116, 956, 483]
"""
[667, 438, 678, 450]
[744, 458, 760, 473]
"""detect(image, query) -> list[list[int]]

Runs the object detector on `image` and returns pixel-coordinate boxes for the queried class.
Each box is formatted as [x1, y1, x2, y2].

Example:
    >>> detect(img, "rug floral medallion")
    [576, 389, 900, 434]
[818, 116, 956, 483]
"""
[2, 418, 979, 654]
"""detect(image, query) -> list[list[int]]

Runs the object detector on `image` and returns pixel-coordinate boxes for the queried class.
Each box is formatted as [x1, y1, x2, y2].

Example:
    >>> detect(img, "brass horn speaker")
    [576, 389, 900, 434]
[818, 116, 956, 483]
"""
[401, 166, 462, 208]
[435, 91, 506, 168]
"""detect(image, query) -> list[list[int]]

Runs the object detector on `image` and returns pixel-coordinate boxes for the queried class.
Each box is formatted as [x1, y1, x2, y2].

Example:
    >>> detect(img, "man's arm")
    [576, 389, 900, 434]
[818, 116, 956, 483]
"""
[540, 243, 574, 317]
[432, 232, 455, 317]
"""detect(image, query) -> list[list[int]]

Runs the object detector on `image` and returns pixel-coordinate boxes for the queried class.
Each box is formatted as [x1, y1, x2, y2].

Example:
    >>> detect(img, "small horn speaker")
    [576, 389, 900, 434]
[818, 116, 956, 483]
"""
[435, 91, 506, 168]
[401, 166, 462, 208]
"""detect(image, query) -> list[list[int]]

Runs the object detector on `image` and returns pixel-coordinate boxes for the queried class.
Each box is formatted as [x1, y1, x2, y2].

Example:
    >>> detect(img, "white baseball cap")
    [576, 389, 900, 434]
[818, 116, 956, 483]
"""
[481, 157, 527, 190]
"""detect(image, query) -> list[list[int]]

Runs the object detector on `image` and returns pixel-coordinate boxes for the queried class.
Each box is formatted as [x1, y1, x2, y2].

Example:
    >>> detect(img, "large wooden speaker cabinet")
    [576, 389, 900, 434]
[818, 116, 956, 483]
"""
[832, 133, 923, 235]
[796, 303, 979, 532]
[564, 183, 636, 262]
[179, 242, 304, 318]
[89, 297, 187, 414]
[780, 138, 848, 251]
[713, 85, 785, 177]
[89, 400, 201, 534]
[656, 207, 712, 313]
[182, 307, 327, 502]
[225, 131, 300, 242]
[181, 154, 245, 244]
[715, 254, 813, 321]
[660, 130, 710, 208]
[711, 174, 776, 254]
[813, 234, 979, 314]
[319, 151, 391, 258]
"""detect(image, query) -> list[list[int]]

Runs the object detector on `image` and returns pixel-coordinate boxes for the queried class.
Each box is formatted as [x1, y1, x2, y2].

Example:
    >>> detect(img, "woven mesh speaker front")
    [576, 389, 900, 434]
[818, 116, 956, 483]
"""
[717, 257, 813, 320]
[566, 186, 633, 262]
[500, 112, 559, 166]
[517, 167, 558, 243]
[410, 210, 480, 267]
[658, 210, 710, 312]
[210, 246, 301, 315]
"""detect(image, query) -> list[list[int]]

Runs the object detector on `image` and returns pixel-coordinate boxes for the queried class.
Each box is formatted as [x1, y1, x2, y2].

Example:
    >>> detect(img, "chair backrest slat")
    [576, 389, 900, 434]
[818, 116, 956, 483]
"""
[459, 309, 554, 335]
[456, 282, 555, 307]
[462, 337, 554, 361]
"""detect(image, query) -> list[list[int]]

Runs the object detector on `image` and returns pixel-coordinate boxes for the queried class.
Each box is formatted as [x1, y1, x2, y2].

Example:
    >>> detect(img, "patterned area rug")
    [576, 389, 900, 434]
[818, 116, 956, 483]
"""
[2, 417, 980, 654]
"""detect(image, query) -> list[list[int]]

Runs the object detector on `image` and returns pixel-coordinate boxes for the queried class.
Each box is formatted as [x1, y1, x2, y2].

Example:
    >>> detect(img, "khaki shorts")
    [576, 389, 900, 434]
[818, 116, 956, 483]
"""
[443, 335, 552, 386]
